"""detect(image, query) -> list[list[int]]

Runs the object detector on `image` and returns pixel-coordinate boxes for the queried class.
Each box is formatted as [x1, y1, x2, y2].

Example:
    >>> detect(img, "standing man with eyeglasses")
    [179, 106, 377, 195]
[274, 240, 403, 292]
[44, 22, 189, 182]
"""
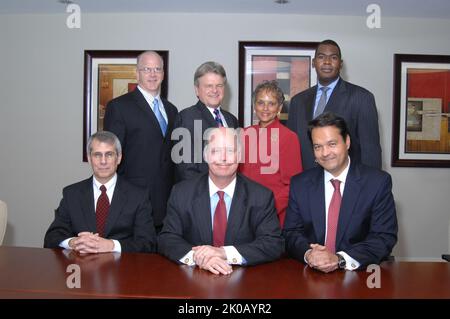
[44, 131, 157, 253]
[173, 61, 239, 182]
[104, 51, 178, 233]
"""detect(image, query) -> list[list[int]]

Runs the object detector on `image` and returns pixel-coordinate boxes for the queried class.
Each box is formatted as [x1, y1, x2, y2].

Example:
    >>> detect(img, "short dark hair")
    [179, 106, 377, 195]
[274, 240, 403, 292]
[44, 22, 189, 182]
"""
[307, 112, 349, 143]
[315, 39, 342, 59]
[252, 80, 285, 106]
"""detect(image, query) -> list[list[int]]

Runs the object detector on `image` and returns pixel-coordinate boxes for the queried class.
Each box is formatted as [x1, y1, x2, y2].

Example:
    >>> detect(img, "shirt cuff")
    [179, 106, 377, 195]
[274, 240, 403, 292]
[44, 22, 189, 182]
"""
[337, 251, 360, 270]
[59, 238, 73, 249]
[111, 239, 121, 253]
[304, 248, 312, 265]
[223, 246, 245, 265]
[179, 250, 196, 266]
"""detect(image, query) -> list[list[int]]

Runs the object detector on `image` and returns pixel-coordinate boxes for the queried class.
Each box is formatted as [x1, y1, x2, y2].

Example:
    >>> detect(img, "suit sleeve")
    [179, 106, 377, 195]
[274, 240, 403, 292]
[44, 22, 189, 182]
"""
[157, 185, 195, 262]
[344, 174, 398, 267]
[282, 176, 312, 263]
[287, 96, 298, 134]
[104, 100, 126, 147]
[357, 91, 382, 169]
[118, 195, 157, 253]
[44, 190, 76, 248]
[234, 192, 285, 266]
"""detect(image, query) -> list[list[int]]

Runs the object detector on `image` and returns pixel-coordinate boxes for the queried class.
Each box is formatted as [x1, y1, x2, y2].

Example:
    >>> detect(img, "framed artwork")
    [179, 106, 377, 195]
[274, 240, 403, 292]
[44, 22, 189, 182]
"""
[238, 41, 319, 127]
[83, 50, 169, 161]
[391, 54, 450, 167]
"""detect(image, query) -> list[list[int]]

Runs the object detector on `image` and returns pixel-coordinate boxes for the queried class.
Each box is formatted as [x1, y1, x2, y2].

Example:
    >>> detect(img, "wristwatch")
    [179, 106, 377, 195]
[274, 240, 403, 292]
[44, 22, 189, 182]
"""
[336, 253, 346, 269]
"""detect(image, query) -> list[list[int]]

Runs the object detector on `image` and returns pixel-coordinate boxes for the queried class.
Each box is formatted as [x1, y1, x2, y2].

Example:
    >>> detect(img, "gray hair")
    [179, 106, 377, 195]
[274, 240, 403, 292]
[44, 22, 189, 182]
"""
[194, 61, 227, 87]
[86, 131, 122, 156]
[252, 80, 285, 106]
[136, 51, 164, 68]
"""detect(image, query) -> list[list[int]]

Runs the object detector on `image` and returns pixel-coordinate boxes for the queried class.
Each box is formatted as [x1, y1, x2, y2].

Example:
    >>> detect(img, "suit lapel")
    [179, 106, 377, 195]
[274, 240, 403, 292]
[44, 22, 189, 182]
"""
[80, 177, 96, 232]
[336, 163, 361, 248]
[306, 85, 318, 120]
[225, 176, 247, 244]
[104, 177, 127, 237]
[196, 101, 218, 128]
[309, 169, 327, 243]
[132, 89, 165, 137]
[326, 78, 347, 113]
[192, 175, 214, 244]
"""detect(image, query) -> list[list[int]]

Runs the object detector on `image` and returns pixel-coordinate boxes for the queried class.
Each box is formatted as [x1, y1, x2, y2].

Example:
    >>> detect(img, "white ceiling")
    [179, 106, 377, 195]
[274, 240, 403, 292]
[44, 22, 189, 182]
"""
[1, 0, 450, 19]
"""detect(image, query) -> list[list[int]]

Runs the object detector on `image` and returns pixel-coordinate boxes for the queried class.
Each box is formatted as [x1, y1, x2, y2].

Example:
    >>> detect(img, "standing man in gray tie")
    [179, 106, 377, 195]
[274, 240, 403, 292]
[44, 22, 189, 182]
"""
[173, 61, 239, 182]
[287, 39, 382, 170]
[104, 51, 178, 233]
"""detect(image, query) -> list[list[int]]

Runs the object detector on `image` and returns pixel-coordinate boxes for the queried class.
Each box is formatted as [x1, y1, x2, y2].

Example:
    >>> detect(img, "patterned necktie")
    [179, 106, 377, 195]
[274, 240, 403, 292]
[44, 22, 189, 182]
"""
[325, 179, 341, 253]
[152, 98, 167, 136]
[96, 185, 110, 237]
[314, 86, 330, 118]
[213, 108, 224, 127]
[213, 191, 227, 247]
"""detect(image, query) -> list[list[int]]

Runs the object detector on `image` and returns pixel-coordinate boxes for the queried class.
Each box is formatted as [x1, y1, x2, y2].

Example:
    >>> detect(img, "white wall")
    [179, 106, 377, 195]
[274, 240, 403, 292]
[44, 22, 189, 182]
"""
[0, 12, 449, 260]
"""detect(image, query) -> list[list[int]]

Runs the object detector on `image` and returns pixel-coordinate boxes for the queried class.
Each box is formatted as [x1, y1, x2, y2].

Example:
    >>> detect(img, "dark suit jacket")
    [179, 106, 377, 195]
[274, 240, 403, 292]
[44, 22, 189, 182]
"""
[283, 162, 397, 267]
[104, 88, 178, 228]
[173, 100, 239, 182]
[158, 173, 284, 265]
[287, 78, 382, 170]
[44, 176, 157, 253]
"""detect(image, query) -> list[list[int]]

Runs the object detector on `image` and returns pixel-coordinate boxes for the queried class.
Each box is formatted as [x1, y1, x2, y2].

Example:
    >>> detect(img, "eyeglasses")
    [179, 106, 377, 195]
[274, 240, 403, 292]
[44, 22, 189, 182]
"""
[90, 151, 117, 160]
[138, 67, 163, 74]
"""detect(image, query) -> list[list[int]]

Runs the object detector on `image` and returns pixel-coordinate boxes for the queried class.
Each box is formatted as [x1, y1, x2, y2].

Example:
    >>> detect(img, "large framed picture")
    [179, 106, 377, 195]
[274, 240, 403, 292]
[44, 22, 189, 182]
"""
[392, 54, 450, 167]
[83, 50, 169, 161]
[238, 41, 319, 127]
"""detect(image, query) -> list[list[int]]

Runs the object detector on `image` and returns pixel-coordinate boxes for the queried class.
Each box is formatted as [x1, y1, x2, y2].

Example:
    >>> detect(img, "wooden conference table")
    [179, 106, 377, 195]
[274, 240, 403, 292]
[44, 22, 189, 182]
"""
[0, 246, 449, 299]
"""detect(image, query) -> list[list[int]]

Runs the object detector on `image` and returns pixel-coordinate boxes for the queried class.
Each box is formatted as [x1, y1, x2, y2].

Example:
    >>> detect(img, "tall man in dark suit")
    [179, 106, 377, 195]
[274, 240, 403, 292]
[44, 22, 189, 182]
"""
[159, 128, 284, 275]
[284, 113, 397, 273]
[287, 39, 382, 170]
[173, 61, 239, 182]
[104, 51, 178, 233]
[44, 131, 156, 253]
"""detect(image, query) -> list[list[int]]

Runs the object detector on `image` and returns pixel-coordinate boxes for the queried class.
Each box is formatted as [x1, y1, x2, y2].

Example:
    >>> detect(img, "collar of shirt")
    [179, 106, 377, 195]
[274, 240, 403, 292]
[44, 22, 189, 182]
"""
[93, 174, 117, 204]
[323, 156, 351, 191]
[208, 176, 236, 220]
[206, 105, 228, 127]
[137, 85, 168, 121]
[316, 76, 340, 105]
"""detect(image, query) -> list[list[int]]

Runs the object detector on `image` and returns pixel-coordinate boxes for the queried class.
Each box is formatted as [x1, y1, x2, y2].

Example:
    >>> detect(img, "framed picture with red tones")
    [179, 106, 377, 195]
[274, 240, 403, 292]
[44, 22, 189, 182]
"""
[238, 41, 319, 127]
[392, 54, 450, 167]
[83, 50, 169, 161]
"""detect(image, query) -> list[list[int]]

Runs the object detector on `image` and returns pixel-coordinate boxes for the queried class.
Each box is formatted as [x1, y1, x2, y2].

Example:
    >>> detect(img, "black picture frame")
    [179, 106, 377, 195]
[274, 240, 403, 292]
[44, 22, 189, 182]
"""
[392, 54, 450, 167]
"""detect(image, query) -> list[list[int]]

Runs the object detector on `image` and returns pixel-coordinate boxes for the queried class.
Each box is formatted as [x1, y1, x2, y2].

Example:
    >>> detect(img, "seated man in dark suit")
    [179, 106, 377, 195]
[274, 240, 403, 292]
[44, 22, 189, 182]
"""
[159, 127, 284, 275]
[284, 112, 397, 273]
[172, 61, 239, 182]
[44, 131, 156, 253]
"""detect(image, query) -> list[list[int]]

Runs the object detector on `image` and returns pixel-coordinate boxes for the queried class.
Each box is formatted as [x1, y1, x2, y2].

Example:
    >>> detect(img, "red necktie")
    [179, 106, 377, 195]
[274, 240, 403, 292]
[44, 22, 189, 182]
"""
[96, 185, 110, 237]
[325, 179, 341, 253]
[213, 191, 227, 247]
